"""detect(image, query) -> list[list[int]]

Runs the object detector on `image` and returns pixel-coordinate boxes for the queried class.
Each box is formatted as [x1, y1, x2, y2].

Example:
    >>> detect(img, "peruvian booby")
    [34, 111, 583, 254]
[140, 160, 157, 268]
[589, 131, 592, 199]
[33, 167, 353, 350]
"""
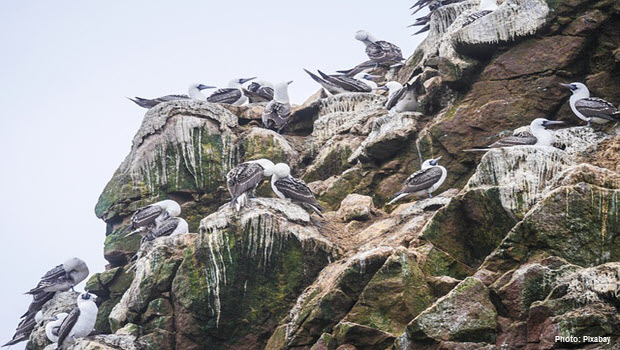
[27, 258, 89, 295]
[270, 163, 324, 217]
[379, 81, 418, 113]
[560, 82, 620, 127]
[45, 312, 69, 343]
[2, 311, 43, 347]
[262, 81, 293, 133]
[355, 30, 404, 65]
[243, 80, 275, 103]
[462, 0, 498, 27]
[56, 292, 98, 349]
[207, 77, 256, 105]
[388, 157, 447, 204]
[128, 83, 215, 109]
[124, 199, 181, 237]
[227, 159, 275, 211]
[143, 217, 189, 241]
[463, 118, 564, 151]
[304, 69, 378, 95]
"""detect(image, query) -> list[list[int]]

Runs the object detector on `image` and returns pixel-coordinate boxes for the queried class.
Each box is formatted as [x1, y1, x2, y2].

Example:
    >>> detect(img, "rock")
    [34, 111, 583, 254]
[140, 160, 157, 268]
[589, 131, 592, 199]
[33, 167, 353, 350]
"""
[240, 127, 300, 166]
[404, 277, 497, 344]
[27, 291, 79, 350]
[337, 194, 376, 222]
[332, 321, 395, 350]
[304, 135, 362, 182]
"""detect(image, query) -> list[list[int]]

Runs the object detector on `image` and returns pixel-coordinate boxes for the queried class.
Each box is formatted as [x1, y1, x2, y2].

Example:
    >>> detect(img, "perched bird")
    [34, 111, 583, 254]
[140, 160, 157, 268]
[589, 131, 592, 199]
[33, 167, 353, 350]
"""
[262, 81, 293, 133]
[336, 60, 378, 77]
[462, 0, 498, 27]
[207, 77, 256, 105]
[27, 258, 89, 295]
[2, 311, 44, 347]
[270, 163, 324, 217]
[45, 312, 69, 343]
[227, 159, 276, 211]
[124, 199, 181, 237]
[355, 30, 404, 65]
[142, 217, 189, 241]
[304, 69, 378, 95]
[463, 118, 564, 151]
[243, 80, 275, 103]
[56, 292, 98, 349]
[379, 81, 418, 113]
[388, 157, 447, 204]
[128, 83, 215, 109]
[560, 82, 620, 127]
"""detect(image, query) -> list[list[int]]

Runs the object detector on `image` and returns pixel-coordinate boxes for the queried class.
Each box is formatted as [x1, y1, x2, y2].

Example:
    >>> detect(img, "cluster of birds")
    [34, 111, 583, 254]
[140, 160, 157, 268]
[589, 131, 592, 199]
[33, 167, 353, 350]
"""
[408, 0, 499, 35]
[4, 258, 96, 350]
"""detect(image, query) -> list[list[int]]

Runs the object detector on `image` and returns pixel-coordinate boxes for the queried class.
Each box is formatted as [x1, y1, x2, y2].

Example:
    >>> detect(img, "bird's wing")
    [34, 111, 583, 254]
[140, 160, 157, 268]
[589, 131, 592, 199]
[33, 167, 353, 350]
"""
[402, 167, 444, 193]
[575, 97, 619, 121]
[489, 135, 537, 148]
[227, 163, 264, 199]
[462, 10, 493, 27]
[207, 88, 242, 104]
[275, 102, 292, 118]
[275, 177, 323, 210]
[56, 307, 80, 347]
[146, 218, 180, 240]
[131, 205, 163, 228]
[157, 94, 190, 103]
[243, 89, 270, 103]
[366, 41, 403, 62]
[386, 86, 407, 110]
[304, 69, 341, 94]
[25, 291, 55, 315]
[40, 264, 66, 282]
[319, 71, 371, 92]
[258, 86, 274, 101]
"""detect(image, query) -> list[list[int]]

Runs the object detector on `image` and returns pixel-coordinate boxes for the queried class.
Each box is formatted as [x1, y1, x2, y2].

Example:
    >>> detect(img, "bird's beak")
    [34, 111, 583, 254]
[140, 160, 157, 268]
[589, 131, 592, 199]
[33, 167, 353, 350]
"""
[434, 156, 442, 162]
[240, 77, 257, 84]
[124, 229, 139, 238]
[366, 75, 381, 79]
[558, 83, 574, 90]
[543, 120, 564, 127]
[198, 84, 216, 90]
[287, 80, 293, 85]
[375, 86, 389, 91]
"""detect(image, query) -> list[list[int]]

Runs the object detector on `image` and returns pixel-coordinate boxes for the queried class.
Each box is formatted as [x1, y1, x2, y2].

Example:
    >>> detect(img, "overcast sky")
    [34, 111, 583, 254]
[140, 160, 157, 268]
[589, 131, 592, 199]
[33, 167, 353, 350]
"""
[0, 1, 425, 347]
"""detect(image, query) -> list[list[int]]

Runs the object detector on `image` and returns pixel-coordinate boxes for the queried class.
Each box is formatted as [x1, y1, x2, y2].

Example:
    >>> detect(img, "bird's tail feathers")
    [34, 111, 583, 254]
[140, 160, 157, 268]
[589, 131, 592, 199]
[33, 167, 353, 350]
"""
[303, 69, 327, 85]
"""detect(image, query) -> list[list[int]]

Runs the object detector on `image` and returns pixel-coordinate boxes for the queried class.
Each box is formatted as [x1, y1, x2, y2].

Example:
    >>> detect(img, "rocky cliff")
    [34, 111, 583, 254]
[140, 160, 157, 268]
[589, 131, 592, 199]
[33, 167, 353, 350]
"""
[26, 0, 619, 348]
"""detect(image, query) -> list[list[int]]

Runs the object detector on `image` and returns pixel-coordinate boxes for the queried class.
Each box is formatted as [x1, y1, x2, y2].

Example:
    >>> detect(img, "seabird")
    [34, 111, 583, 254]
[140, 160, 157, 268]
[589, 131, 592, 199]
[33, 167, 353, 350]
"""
[336, 60, 379, 77]
[2, 311, 44, 347]
[270, 163, 324, 217]
[388, 157, 447, 204]
[227, 159, 275, 211]
[378, 81, 418, 113]
[26, 258, 89, 295]
[124, 199, 181, 237]
[462, 0, 498, 27]
[463, 118, 564, 151]
[355, 30, 404, 65]
[56, 292, 98, 349]
[128, 83, 215, 109]
[304, 69, 378, 95]
[142, 217, 189, 241]
[560, 82, 620, 127]
[262, 81, 294, 133]
[243, 80, 275, 103]
[45, 312, 69, 343]
[207, 77, 256, 105]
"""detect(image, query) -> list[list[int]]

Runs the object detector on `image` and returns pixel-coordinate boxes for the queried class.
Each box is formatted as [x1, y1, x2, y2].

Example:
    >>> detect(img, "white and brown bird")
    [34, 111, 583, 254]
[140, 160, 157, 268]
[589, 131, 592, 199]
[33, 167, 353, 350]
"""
[462, 0, 498, 27]
[142, 217, 189, 241]
[304, 69, 378, 95]
[355, 30, 404, 65]
[262, 81, 293, 133]
[388, 157, 447, 204]
[128, 83, 215, 109]
[2, 311, 44, 347]
[270, 163, 324, 217]
[207, 77, 256, 105]
[55, 292, 98, 349]
[124, 199, 181, 237]
[463, 118, 564, 151]
[227, 159, 276, 211]
[243, 80, 275, 103]
[26, 258, 89, 295]
[379, 81, 418, 113]
[45, 312, 69, 343]
[560, 82, 619, 128]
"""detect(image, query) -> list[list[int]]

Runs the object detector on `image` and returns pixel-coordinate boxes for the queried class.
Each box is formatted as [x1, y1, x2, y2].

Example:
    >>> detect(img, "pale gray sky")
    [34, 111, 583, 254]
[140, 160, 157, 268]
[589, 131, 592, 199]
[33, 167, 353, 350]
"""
[0, 1, 425, 347]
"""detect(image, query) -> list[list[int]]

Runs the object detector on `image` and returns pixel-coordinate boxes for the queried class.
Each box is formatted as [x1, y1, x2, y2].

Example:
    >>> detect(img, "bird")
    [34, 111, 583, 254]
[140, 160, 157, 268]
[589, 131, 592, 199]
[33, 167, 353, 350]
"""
[463, 118, 564, 151]
[462, 0, 498, 27]
[304, 69, 378, 95]
[227, 159, 276, 211]
[262, 81, 293, 133]
[56, 292, 98, 349]
[128, 83, 216, 109]
[336, 60, 379, 77]
[243, 80, 275, 103]
[355, 30, 404, 65]
[2, 311, 44, 347]
[560, 82, 620, 128]
[142, 217, 189, 242]
[388, 157, 447, 204]
[124, 199, 181, 237]
[378, 81, 418, 113]
[45, 312, 69, 343]
[270, 163, 324, 217]
[26, 258, 89, 295]
[207, 77, 256, 105]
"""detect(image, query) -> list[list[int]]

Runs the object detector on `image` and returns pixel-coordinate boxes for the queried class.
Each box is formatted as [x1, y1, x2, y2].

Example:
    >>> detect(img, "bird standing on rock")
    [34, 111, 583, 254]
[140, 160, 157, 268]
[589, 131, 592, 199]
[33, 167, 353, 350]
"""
[124, 199, 181, 238]
[462, 0, 498, 27]
[560, 82, 620, 128]
[227, 159, 276, 211]
[262, 81, 293, 133]
[355, 30, 404, 65]
[45, 312, 69, 343]
[243, 79, 275, 103]
[378, 81, 418, 113]
[26, 258, 90, 295]
[55, 292, 98, 349]
[304, 69, 379, 95]
[388, 157, 447, 204]
[270, 163, 324, 217]
[128, 83, 216, 109]
[207, 77, 256, 105]
[463, 118, 564, 151]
